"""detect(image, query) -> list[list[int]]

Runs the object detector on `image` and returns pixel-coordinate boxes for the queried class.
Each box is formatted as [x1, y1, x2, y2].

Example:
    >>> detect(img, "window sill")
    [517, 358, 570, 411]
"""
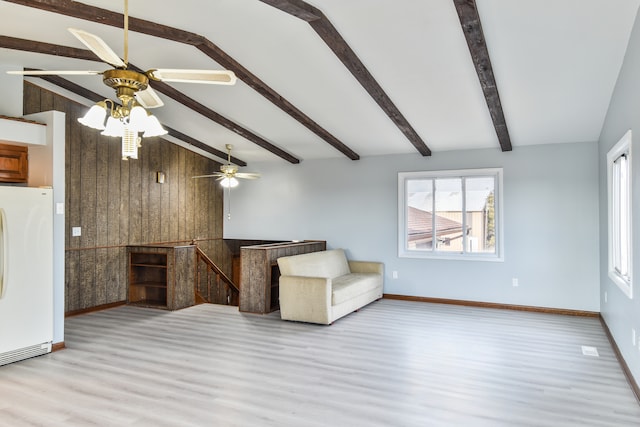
[399, 251, 504, 262]
[608, 270, 632, 299]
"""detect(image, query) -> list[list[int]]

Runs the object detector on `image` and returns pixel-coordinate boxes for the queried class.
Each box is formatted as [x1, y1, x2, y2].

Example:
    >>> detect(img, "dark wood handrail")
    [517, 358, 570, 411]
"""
[195, 246, 240, 295]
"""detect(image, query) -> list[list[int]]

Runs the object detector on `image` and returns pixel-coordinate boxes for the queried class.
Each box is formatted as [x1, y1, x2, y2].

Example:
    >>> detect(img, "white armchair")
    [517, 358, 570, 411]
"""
[277, 249, 384, 325]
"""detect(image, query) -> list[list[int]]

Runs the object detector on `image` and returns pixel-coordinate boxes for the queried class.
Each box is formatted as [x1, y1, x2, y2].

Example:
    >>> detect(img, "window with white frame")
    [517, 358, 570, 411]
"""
[607, 130, 632, 298]
[398, 168, 503, 261]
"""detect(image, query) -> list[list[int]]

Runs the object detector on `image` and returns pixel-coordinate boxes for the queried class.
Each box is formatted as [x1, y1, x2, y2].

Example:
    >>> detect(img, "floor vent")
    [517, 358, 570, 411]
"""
[0, 342, 51, 366]
[581, 345, 599, 357]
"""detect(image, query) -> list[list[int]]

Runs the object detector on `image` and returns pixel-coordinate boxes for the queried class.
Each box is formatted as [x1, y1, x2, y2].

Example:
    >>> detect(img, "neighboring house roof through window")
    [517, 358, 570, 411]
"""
[407, 206, 465, 242]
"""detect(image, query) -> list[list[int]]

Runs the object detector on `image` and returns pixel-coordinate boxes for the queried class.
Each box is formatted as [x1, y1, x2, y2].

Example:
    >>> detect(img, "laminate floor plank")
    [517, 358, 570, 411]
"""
[0, 299, 639, 426]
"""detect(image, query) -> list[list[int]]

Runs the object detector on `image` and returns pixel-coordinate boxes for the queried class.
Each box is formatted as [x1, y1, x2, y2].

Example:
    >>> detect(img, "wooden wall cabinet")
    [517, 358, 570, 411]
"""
[0, 143, 28, 183]
[239, 240, 326, 314]
[127, 245, 196, 310]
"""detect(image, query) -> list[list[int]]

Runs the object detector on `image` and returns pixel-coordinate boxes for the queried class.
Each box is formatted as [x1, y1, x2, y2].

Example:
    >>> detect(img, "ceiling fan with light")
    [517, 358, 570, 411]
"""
[193, 144, 260, 220]
[7, 0, 236, 159]
[193, 144, 261, 188]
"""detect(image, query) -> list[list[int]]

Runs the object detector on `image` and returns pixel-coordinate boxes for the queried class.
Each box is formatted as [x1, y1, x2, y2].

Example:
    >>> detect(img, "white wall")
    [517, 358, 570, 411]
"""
[0, 65, 23, 118]
[598, 8, 640, 386]
[225, 141, 600, 311]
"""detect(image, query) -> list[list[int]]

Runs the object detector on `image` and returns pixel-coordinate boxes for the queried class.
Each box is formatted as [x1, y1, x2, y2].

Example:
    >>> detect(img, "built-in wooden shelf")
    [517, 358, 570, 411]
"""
[127, 245, 196, 310]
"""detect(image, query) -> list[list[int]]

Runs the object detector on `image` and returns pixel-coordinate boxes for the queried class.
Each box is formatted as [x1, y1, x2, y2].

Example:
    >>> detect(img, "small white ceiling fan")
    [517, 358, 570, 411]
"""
[193, 144, 260, 220]
[192, 144, 261, 187]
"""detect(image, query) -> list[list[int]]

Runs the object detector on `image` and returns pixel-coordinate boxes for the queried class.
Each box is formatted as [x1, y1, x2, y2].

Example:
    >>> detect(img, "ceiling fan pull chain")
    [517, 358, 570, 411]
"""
[227, 185, 232, 220]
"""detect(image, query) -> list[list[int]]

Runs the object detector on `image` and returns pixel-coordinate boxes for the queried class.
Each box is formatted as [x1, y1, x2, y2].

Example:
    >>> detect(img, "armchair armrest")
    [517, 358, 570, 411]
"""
[278, 275, 333, 324]
[348, 261, 384, 275]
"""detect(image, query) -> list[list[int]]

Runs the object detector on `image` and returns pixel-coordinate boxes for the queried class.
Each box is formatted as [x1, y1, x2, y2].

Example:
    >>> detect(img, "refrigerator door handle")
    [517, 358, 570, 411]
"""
[0, 208, 6, 299]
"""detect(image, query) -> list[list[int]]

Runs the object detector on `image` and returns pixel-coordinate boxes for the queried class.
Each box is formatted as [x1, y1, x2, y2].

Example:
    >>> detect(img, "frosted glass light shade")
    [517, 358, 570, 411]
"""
[78, 103, 107, 130]
[143, 114, 168, 137]
[128, 106, 148, 132]
[220, 177, 239, 188]
[101, 116, 124, 137]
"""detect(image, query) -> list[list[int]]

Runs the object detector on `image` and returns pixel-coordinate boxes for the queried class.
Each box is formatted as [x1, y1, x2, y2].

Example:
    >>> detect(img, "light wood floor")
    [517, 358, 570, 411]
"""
[1, 299, 639, 426]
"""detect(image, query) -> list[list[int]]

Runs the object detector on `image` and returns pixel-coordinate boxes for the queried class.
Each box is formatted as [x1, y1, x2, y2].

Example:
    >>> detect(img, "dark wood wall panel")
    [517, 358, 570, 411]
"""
[148, 141, 162, 243]
[107, 139, 121, 247]
[128, 152, 142, 245]
[40, 89, 54, 111]
[168, 143, 180, 242]
[24, 82, 224, 312]
[65, 251, 79, 311]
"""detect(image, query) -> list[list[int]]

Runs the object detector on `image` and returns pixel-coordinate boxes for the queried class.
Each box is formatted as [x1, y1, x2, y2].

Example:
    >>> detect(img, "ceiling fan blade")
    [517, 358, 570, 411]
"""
[135, 86, 164, 109]
[235, 173, 261, 180]
[7, 70, 101, 76]
[192, 173, 225, 179]
[68, 28, 126, 68]
[148, 69, 237, 85]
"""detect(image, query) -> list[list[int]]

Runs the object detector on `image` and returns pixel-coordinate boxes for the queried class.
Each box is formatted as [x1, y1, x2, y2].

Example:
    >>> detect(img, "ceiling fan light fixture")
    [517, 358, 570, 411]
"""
[83, 96, 166, 160]
[77, 102, 107, 130]
[220, 177, 239, 188]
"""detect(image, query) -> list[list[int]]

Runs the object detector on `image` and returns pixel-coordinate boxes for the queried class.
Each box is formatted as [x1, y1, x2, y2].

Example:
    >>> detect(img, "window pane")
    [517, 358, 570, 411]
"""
[406, 179, 433, 251]
[620, 155, 630, 277]
[435, 178, 463, 253]
[612, 157, 621, 273]
[606, 130, 632, 297]
[465, 177, 497, 254]
[398, 168, 503, 261]
[613, 154, 630, 279]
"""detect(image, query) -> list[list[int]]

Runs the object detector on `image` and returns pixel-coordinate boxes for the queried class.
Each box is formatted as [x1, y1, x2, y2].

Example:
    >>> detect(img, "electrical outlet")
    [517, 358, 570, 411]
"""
[512, 278, 519, 287]
[72, 226, 81, 237]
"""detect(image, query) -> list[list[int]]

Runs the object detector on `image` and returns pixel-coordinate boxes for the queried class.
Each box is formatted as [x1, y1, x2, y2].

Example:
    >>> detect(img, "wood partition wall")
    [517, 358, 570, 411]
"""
[23, 82, 228, 313]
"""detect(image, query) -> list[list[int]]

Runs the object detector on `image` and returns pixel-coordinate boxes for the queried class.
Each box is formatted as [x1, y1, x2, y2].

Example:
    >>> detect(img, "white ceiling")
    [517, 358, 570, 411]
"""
[0, 0, 638, 164]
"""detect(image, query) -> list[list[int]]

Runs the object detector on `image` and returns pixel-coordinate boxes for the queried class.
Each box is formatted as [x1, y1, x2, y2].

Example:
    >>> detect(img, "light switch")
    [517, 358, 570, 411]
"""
[72, 227, 81, 237]
[56, 202, 65, 215]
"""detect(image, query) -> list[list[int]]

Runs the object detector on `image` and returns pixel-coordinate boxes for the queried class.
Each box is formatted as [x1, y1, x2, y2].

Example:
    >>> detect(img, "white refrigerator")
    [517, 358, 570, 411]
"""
[0, 186, 53, 366]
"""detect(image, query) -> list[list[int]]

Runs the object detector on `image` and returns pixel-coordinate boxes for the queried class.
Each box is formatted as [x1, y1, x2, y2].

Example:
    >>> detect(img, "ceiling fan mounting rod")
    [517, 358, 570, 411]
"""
[123, 0, 129, 66]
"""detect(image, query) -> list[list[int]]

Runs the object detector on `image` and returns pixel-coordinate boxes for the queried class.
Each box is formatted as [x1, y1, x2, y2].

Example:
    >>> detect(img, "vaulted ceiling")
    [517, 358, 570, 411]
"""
[0, 0, 638, 165]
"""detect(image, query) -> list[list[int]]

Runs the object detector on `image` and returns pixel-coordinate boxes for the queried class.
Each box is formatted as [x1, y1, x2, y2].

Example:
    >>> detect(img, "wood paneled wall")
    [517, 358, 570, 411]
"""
[24, 82, 225, 313]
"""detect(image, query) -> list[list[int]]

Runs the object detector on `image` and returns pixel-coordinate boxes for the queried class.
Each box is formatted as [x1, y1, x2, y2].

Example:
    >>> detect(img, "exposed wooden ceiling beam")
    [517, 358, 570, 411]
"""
[162, 126, 246, 167]
[24, 71, 247, 165]
[128, 66, 300, 164]
[259, 0, 432, 157]
[4, 0, 206, 44]
[0, 35, 96, 61]
[0, 35, 297, 163]
[453, 0, 512, 152]
[4, 0, 360, 160]
[258, 0, 321, 22]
